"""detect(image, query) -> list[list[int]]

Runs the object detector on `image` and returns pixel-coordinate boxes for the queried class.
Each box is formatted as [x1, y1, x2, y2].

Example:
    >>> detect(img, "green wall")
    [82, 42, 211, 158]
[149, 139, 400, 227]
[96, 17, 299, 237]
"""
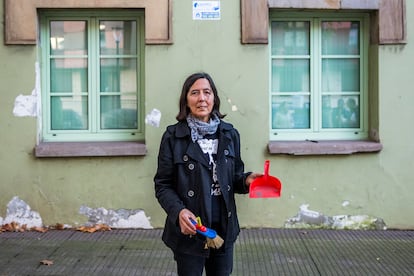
[0, 1, 413, 229]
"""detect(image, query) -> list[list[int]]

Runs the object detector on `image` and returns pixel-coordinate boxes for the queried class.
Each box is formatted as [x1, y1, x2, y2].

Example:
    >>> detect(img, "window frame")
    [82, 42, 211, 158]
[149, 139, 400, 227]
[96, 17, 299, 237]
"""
[39, 9, 145, 143]
[269, 12, 370, 142]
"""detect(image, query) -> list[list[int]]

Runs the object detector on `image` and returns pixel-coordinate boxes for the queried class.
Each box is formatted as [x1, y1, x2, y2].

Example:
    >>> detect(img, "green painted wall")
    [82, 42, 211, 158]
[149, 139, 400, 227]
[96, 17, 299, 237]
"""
[0, 1, 413, 229]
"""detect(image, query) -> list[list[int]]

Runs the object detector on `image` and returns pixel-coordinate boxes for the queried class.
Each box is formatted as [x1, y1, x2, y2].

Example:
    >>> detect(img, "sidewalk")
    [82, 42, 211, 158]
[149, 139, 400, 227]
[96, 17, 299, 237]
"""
[0, 228, 413, 275]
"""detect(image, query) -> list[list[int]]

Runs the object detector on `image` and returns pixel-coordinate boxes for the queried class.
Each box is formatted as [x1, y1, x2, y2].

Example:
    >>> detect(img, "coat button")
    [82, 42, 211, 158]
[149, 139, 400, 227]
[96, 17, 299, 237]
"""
[224, 149, 229, 156]
[188, 190, 195, 197]
[188, 163, 195, 170]
[228, 211, 232, 218]
[183, 155, 189, 162]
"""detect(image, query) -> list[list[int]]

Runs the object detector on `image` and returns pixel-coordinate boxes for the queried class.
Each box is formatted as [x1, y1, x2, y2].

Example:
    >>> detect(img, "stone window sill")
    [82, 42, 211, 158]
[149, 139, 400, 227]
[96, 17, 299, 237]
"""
[34, 141, 147, 157]
[268, 140, 382, 155]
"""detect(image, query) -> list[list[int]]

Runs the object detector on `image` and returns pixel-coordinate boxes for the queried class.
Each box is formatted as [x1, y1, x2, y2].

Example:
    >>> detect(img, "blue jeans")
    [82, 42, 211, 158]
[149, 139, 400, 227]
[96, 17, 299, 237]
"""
[174, 245, 234, 276]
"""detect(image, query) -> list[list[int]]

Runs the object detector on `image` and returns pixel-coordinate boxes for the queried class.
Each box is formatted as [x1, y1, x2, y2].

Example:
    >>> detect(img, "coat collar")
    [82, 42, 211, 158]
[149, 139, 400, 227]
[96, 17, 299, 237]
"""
[174, 120, 233, 139]
[174, 120, 234, 168]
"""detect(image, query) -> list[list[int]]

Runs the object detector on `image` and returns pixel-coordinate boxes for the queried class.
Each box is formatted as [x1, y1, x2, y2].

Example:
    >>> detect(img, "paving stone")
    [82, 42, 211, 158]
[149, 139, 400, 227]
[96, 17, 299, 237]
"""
[0, 229, 413, 275]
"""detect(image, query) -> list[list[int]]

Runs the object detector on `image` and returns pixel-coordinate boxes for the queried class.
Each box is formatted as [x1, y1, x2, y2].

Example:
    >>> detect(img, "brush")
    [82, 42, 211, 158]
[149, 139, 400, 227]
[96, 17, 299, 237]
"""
[190, 217, 224, 249]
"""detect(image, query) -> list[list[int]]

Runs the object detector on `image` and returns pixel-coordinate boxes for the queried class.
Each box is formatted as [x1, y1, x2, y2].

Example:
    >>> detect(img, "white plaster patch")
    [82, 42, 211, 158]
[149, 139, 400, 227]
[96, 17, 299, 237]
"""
[285, 204, 386, 230]
[3, 196, 43, 228]
[145, 108, 162, 127]
[114, 212, 152, 229]
[13, 91, 37, 117]
[332, 215, 386, 230]
[227, 98, 238, 112]
[79, 205, 153, 229]
[297, 204, 328, 225]
[13, 62, 40, 117]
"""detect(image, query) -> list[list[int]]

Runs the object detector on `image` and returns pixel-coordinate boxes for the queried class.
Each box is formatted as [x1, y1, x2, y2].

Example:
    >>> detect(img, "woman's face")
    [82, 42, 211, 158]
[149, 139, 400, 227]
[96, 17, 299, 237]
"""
[187, 78, 215, 122]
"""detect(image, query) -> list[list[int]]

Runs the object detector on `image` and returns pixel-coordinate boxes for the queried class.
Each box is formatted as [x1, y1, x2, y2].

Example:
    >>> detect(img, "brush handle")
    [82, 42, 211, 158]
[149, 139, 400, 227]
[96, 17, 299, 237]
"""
[189, 218, 217, 239]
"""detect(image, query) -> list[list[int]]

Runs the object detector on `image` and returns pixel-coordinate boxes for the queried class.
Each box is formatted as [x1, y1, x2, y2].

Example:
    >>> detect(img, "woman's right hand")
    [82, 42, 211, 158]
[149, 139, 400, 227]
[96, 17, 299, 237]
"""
[178, 208, 197, 236]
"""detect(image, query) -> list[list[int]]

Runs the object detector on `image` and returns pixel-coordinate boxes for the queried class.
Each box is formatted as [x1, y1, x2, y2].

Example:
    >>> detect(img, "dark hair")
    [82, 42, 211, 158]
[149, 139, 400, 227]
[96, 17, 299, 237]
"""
[176, 72, 226, 121]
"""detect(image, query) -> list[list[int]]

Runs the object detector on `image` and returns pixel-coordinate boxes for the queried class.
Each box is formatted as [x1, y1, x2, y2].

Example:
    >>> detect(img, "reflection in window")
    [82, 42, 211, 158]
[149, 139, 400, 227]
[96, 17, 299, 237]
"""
[322, 96, 360, 128]
[321, 21, 361, 129]
[272, 96, 310, 129]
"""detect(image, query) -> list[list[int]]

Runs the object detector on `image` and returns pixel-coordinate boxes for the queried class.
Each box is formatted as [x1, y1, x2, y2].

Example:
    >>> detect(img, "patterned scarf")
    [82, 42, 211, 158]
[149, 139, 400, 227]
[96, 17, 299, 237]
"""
[186, 113, 220, 142]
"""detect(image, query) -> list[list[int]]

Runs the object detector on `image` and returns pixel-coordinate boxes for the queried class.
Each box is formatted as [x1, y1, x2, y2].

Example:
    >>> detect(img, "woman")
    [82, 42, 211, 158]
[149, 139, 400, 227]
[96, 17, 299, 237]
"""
[154, 72, 259, 276]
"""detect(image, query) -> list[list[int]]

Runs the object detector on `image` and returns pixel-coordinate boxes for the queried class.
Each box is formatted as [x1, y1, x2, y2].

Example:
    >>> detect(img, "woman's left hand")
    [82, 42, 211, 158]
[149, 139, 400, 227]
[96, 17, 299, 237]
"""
[246, 173, 262, 187]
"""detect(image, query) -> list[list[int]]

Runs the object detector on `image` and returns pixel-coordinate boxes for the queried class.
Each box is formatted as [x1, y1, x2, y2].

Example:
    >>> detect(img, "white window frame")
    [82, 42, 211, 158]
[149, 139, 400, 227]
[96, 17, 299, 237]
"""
[39, 10, 145, 143]
[269, 12, 370, 141]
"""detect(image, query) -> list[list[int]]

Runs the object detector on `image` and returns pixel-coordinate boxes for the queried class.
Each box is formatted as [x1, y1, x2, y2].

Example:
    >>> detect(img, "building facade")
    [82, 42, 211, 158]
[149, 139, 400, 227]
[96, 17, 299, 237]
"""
[0, 0, 412, 229]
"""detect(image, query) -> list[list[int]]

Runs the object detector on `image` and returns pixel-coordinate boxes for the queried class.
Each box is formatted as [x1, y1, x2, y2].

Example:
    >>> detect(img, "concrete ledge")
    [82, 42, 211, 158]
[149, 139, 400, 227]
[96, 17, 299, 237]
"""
[245, 0, 405, 45]
[268, 140, 382, 155]
[267, 0, 380, 9]
[34, 141, 147, 157]
[5, 0, 172, 45]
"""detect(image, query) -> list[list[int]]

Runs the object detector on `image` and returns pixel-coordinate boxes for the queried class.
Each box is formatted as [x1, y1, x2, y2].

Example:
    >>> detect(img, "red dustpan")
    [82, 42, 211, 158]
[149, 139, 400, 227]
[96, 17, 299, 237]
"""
[249, 160, 282, 198]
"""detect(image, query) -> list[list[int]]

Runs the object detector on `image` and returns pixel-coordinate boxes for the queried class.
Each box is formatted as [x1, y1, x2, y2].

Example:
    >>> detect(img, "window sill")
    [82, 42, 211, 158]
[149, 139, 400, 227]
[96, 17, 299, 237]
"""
[34, 141, 147, 157]
[268, 140, 382, 155]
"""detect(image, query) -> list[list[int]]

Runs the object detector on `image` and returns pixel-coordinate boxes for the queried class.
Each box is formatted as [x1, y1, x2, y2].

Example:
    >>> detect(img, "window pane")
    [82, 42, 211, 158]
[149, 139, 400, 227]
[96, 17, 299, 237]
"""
[272, 59, 309, 92]
[322, 59, 359, 92]
[322, 95, 360, 128]
[51, 96, 88, 130]
[100, 58, 137, 93]
[50, 58, 88, 93]
[272, 96, 310, 129]
[100, 57, 138, 129]
[271, 21, 309, 55]
[99, 21, 137, 55]
[50, 21, 87, 55]
[322, 21, 359, 55]
[100, 95, 137, 129]
[99, 20, 138, 98]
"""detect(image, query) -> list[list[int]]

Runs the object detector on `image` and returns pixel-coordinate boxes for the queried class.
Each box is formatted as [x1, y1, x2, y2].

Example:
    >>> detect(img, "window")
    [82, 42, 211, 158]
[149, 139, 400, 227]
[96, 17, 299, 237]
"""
[269, 12, 369, 141]
[40, 10, 145, 142]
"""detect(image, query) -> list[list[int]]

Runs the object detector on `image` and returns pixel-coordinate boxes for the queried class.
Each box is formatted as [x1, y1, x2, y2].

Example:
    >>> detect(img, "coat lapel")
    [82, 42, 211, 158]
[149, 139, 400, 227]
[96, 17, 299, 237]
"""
[175, 121, 210, 167]
[186, 141, 210, 168]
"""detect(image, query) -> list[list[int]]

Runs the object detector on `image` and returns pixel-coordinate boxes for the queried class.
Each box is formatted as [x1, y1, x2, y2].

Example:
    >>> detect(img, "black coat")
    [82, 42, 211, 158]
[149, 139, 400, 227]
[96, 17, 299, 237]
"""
[154, 120, 250, 256]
